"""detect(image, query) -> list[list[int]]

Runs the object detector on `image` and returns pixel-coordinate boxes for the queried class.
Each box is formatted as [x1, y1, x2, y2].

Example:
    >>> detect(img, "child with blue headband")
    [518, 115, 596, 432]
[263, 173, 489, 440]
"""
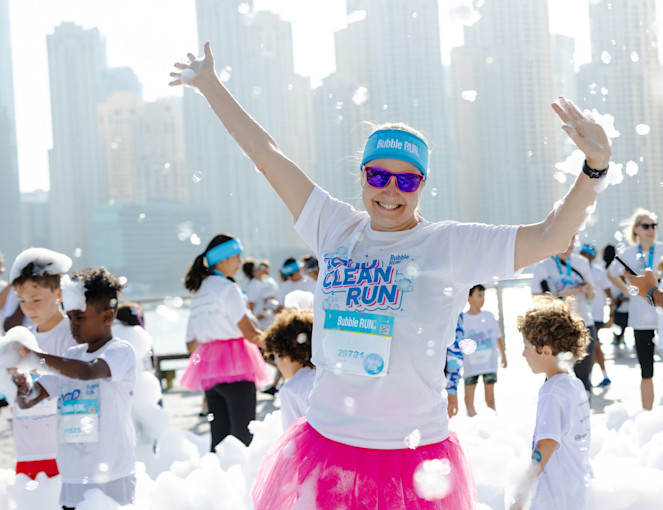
[182, 233, 269, 450]
[171, 43, 613, 509]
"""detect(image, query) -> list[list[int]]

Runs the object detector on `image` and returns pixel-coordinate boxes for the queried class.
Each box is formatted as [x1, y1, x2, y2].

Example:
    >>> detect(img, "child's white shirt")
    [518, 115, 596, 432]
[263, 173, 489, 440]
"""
[38, 338, 136, 489]
[532, 372, 591, 509]
[279, 277, 316, 305]
[13, 317, 76, 462]
[279, 366, 316, 430]
[460, 310, 502, 377]
[186, 275, 247, 343]
[589, 263, 610, 323]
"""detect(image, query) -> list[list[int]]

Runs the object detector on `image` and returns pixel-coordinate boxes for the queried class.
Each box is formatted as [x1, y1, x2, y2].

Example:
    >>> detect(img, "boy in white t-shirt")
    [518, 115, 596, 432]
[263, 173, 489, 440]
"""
[8, 247, 75, 479]
[260, 308, 315, 430]
[12, 267, 136, 509]
[461, 284, 506, 416]
[509, 297, 592, 510]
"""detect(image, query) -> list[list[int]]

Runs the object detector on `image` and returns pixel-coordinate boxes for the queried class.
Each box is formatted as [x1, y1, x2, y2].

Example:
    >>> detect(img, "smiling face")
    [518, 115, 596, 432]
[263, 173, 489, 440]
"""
[634, 215, 657, 245]
[361, 158, 424, 232]
[15, 280, 63, 331]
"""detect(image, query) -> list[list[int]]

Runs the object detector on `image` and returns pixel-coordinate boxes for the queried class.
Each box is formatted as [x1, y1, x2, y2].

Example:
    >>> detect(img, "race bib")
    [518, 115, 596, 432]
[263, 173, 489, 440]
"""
[58, 383, 100, 443]
[322, 310, 394, 377]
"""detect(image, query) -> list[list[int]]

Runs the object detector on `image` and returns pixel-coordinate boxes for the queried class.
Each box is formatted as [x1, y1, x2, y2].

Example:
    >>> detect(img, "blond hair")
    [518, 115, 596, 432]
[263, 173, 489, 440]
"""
[622, 207, 657, 244]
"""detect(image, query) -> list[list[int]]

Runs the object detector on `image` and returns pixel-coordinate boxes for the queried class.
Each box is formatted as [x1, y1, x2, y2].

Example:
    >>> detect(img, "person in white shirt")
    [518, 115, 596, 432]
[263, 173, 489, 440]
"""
[170, 42, 612, 509]
[12, 267, 136, 509]
[181, 234, 269, 450]
[607, 208, 663, 410]
[278, 257, 316, 304]
[512, 297, 592, 510]
[260, 307, 315, 430]
[531, 238, 596, 394]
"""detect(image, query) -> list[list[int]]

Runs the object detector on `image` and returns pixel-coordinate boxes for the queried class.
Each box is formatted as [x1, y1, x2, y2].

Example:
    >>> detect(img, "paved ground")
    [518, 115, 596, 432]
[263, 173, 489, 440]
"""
[0, 339, 659, 471]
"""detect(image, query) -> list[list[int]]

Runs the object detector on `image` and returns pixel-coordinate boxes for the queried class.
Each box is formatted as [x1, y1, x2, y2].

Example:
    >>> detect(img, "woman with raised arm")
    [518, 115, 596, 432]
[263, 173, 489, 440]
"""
[171, 42, 612, 510]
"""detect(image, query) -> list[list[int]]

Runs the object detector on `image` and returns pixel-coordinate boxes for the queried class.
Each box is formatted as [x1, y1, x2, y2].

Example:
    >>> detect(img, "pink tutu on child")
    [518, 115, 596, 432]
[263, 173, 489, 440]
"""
[180, 338, 270, 391]
[251, 418, 478, 510]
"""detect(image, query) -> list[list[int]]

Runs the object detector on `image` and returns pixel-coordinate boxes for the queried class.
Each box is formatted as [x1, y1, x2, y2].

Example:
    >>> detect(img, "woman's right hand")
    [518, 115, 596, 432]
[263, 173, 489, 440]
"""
[169, 41, 216, 90]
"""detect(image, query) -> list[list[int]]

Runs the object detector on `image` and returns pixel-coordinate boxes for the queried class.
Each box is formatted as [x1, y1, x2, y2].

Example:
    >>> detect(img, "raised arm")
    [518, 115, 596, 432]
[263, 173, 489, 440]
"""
[15, 343, 111, 381]
[514, 98, 612, 270]
[169, 42, 314, 220]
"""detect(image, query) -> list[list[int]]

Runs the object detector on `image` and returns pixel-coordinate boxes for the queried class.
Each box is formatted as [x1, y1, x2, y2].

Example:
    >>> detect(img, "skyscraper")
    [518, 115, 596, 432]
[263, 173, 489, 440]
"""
[0, 0, 24, 263]
[47, 22, 108, 268]
[450, 0, 565, 227]
[183, 0, 314, 262]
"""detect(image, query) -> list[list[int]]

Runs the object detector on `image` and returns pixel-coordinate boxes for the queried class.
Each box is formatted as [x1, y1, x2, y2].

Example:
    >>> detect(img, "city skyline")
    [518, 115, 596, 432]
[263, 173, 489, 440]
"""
[9, 0, 646, 193]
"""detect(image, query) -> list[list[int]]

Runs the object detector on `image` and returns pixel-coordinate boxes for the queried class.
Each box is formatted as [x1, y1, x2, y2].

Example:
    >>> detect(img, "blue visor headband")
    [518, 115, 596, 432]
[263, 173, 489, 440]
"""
[281, 261, 301, 276]
[205, 239, 243, 267]
[361, 129, 429, 179]
[580, 244, 595, 256]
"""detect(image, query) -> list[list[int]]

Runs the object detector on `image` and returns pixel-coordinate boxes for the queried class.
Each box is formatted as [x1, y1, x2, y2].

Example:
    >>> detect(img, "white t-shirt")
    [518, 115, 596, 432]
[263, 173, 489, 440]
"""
[186, 275, 247, 343]
[608, 242, 663, 329]
[531, 254, 595, 326]
[532, 372, 592, 510]
[460, 310, 502, 378]
[589, 263, 610, 324]
[295, 186, 518, 449]
[245, 278, 262, 306]
[279, 276, 316, 304]
[279, 366, 316, 430]
[38, 338, 136, 489]
[13, 317, 76, 461]
[254, 276, 280, 330]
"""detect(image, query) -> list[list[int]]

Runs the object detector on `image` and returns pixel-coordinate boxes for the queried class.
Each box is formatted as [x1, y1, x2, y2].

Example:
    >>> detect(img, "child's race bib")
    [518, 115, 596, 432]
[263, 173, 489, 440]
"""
[58, 382, 100, 443]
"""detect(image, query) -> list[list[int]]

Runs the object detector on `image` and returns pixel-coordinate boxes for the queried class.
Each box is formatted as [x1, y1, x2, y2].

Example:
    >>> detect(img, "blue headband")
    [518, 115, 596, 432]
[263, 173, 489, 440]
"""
[580, 244, 595, 256]
[205, 238, 243, 267]
[281, 261, 301, 276]
[361, 128, 429, 178]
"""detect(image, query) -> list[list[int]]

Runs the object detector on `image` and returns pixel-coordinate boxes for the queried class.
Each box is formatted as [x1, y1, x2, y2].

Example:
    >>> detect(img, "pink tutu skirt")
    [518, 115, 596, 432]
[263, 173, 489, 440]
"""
[251, 418, 478, 510]
[180, 338, 270, 392]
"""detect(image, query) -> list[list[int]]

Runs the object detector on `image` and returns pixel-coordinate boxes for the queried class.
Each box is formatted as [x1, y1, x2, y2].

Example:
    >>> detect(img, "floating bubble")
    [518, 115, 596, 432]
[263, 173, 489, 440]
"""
[344, 396, 355, 414]
[404, 429, 421, 449]
[417, 327, 424, 335]
[347, 10, 367, 24]
[190, 234, 201, 246]
[192, 353, 201, 365]
[427, 340, 435, 348]
[74, 248, 83, 258]
[207, 413, 215, 422]
[614, 231, 623, 242]
[601, 51, 612, 64]
[447, 1, 481, 27]
[156, 304, 179, 322]
[431, 187, 438, 197]
[589, 83, 598, 95]
[459, 338, 477, 355]
[163, 296, 184, 308]
[98, 463, 109, 473]
[461, 90, 477, 102]
[527, 150, 533, 157]
[627, 285, 640, 297]
[601, 87, 609, 95]
[296, 333, 308, 344]
[636, 124, 651, 135]
[352, 86, 368, 105]
[406, 263, 420, 279]
[443, 287, 453, 296]
[485, 56, 494, 64]
[556, 351, 574, 371]
[656, 306, 663, 315]
[426, 349, 436, 357]
[625, 161, 639, 176]
[412, 12, 418, 18]
[542, 136, 550, 145]
[251, 86, 262, 99]
[413, 458, 452, 500]
[110, 298, 118, 308]
[39, 358, 45, 365]
[335, 101, 344, 110]
[219, 66, 232, 83]
[138, 212, 146, 222]
[237, 3, 249, 14]
[192, 171, 204, 183]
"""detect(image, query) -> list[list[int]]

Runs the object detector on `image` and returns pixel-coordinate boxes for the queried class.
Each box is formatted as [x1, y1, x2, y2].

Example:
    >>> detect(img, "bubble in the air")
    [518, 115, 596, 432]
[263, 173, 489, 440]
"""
[39, 358, 45, 365]
[412, 12, 418, 18]
[527, 150, 533, 157]
[485, 56, 494, 64]
[405, 263, 420, 279]
[383, 104, 388, 110]
[219, 66, 232, 82]
[335, 101, 344, 110]
[192, 171, 204, 183]
[137, 212, 146, 222]
[207, 413, 215, 422]
[447, 1, 481, 27]
[556, 351, 574, 371]
[25, 479, 39, 491]
[164, 296, 184, 308]
[601, 87, 609, 95]
[614, 231, 623, 242]
[296, 333, 308, 344]
[625, 161, 639, 176]
[352, 86, 368, 105]
[431, 187, 438, 197]
[98, 463, 110, 473]
[616, 242, 626, 252]
[636, 124, 651, 135]
[459, 338, 477, 354]
[443, 287, 453, 296]
[631, 51, 640, 62]
[417, 327, 424, 335]
[344, 396, 356, 415]
[655, 306, 663, 315]
[542, 136, 549, 145]
[461, 90, 477, 102]
[347, 10, 367, 24]
[252, 86, 262, 99]
[627, 285, 640, 297]
[237, 3, 249, 14]
[601, 51, 612, 64]
[190, 234, 201, 246]
[192, 353, 201, 365]
[589, 83, 598, 95]
[404, 429, 421, 449]
[156, 304, 178, 322]
[554, 171, 567, 183]
[413, 458, 452, 500]
[74, 248, 83, 258]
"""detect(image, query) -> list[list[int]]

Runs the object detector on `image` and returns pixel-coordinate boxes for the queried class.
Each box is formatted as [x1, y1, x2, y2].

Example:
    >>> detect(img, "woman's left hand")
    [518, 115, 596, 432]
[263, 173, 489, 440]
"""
[551, 97, 611, 170]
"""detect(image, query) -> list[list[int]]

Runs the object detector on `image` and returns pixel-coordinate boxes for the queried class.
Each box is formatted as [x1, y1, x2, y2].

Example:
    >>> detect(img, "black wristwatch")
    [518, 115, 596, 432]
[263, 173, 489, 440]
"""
[646, 286, 658, 307]
[582, 160, 608, 179]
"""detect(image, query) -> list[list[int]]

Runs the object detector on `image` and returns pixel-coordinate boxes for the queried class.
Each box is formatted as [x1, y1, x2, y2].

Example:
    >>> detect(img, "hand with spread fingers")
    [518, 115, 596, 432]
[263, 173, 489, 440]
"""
[169, 41, 216, 91]
[551, 96, 611, 171]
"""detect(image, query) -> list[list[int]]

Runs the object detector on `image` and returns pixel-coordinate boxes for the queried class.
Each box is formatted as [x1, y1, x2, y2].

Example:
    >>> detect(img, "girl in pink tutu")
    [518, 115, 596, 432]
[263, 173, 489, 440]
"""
[181, 234, 269, 450]
[171, 43, 613, 509]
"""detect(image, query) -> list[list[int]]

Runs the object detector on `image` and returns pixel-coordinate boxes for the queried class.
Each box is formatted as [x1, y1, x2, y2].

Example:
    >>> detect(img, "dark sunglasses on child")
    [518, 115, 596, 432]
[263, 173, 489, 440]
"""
[362, 165, 424, 193]
[639, 223, 658, 230]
